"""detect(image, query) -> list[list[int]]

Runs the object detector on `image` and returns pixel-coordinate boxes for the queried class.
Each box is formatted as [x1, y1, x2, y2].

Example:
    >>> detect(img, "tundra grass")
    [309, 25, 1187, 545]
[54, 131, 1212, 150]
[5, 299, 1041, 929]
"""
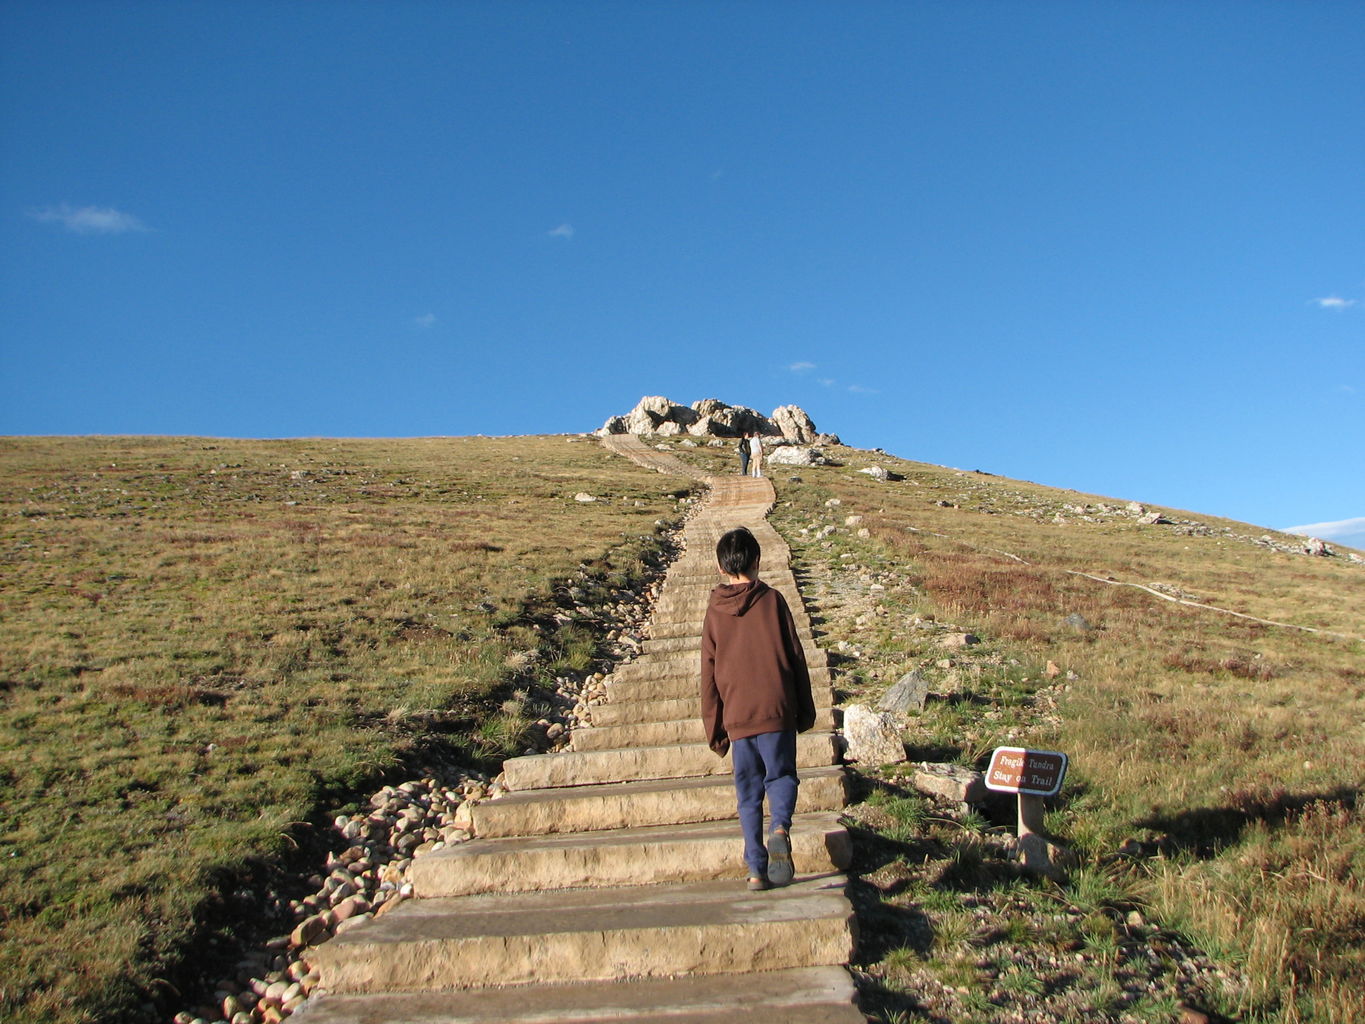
[664, 438, 1363, 1022]
[0, 435, 689, 1024]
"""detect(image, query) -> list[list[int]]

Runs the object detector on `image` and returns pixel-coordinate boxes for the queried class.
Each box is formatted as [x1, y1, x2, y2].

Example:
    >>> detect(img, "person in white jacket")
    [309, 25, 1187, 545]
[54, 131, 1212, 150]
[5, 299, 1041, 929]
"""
[750, 433, 763, 477]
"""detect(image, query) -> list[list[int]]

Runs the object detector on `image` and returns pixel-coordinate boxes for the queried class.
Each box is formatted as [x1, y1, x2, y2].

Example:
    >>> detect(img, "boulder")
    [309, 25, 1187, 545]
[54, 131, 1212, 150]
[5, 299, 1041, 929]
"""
[909, 762, 986, 805]
[842, 704, 907, 765]
[767, 446, 830, 467]
[691, 398, 729, 417]
[594, 396, 822, 442]
[879, 670, 930, 713]
[859, 466, 889, 481]
[771, 404, 817, 443]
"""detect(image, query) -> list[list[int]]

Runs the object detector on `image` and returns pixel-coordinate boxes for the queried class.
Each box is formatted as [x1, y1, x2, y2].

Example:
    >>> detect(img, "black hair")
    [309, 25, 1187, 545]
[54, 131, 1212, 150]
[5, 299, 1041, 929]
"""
[716, 526, 760, 577]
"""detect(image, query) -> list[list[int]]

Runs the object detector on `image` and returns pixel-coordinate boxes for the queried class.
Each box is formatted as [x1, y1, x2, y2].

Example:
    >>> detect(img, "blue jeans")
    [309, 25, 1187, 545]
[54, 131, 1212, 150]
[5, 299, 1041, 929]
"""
[731, 730, 799, 877]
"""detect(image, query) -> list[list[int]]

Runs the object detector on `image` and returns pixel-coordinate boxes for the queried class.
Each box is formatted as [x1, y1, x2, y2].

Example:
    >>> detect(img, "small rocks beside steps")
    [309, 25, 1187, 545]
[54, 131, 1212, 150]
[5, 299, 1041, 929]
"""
[166, 534, 677, 1024]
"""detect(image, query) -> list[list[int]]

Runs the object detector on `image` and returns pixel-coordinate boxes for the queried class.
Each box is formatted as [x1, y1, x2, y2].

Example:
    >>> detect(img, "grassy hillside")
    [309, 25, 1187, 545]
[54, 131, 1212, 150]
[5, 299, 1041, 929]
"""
[3, 433, 1360, 1023]
[668, 439, 1363, 1022]
[0, 435, 688, 1024]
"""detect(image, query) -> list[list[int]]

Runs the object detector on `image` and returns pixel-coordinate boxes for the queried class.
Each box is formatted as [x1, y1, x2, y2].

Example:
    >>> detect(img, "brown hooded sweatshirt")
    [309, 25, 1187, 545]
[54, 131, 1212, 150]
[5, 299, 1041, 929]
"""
[700, 579, 816, 756]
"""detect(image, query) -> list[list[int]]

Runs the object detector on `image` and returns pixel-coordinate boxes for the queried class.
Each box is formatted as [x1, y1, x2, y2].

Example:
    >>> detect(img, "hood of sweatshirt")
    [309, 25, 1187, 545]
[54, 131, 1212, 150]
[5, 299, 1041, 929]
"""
[709, 579, 769, 616]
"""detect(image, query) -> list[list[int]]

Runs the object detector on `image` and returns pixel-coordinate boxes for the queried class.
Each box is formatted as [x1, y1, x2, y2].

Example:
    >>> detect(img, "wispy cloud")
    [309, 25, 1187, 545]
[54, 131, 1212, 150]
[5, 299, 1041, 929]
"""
[1283, 516, 1365, 535]
[789, 361, 816, 373]
[848, 384, 880, 395]
[1313, 296, 1357, 310]
[818, 378, 836, 388]
[1281, 516, 1365, 548]
[414, 313, 437, 329]
[29, 204, 148, 234]
[547, 223, 574, 240]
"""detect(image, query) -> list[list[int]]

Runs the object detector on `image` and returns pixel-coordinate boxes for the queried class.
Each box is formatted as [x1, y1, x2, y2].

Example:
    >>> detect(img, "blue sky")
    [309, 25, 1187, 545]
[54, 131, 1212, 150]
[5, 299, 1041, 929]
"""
[2, 1, 1361, 539]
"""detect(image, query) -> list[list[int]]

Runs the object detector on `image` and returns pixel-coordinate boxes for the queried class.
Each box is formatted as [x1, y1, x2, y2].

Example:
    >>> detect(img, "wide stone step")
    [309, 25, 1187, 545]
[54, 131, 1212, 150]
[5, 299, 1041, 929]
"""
[612, 656, 831, 684]
[606, 669, 834, 703]
[572, 707, 837, 750]
[502, 732, 840, 790]
[644, 628, 816, 655]
[589, 686, 837, 725]
[470, 766, 849, 838]
[650, 590, 807, 621]
[410, 812, 852, 897]
[308, 875, 855, 995]
[293, 966, 865, 1023]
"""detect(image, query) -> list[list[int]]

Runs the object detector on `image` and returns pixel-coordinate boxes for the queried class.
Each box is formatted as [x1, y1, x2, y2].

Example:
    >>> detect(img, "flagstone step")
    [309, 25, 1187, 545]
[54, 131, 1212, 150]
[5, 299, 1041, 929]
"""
[470, 766, 849, 838]
[612, 656, 831, 684]
[587, 686, 837, 727]
[573, 706, 837, 750]
[643, 628, 816, 655]
[606, 668, 833, 703]
[293, 966, 865, 1023]
[410, 812, 852, 897]
[502, 731, 840, 791]
[308, 875, 855, 995]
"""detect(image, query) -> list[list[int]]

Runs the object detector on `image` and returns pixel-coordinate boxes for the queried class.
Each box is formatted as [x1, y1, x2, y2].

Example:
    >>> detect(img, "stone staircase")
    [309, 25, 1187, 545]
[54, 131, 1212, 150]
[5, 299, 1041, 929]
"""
[297, 436, 862, 1022]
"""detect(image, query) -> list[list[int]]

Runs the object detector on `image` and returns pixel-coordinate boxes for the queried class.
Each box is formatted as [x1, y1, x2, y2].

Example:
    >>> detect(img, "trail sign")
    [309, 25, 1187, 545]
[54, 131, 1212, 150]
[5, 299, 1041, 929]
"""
[985, 747, 1068, 797]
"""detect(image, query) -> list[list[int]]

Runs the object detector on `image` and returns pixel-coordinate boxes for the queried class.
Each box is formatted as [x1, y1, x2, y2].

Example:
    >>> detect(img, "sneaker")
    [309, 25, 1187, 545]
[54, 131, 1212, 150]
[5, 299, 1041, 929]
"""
[767, 829, 794, 886]
[747, 875, 771, 891]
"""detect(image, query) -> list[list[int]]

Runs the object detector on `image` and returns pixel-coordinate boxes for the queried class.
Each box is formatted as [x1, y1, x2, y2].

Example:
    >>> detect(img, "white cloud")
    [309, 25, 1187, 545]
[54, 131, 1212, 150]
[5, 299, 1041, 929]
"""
[818, 378, 836, 388]
[414, 313, 437, 329]
[1281, 517, 1365, 550]
[789, 361, 816, 373]
[1313, 296, 1356, 310]
[848, 384, 880, 394]
[30, 204, 148, 234]
[547, 223, 574, 239]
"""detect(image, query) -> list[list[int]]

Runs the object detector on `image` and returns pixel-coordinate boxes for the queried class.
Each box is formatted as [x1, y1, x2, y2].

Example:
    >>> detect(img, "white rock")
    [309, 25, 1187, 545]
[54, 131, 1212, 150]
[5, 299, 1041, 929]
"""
[842, 704, 907, 765]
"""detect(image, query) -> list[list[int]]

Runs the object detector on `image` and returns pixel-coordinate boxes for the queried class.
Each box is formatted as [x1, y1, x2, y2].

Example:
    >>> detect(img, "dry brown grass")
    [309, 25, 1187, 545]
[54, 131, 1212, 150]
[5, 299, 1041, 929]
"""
[0, 434, 689, 1024]
[734, 442, 1363, 1023]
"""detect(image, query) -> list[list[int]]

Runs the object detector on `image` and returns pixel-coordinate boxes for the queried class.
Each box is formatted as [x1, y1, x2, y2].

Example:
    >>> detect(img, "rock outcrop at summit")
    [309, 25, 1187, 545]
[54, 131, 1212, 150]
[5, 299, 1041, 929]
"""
[596, 396, 836, 445]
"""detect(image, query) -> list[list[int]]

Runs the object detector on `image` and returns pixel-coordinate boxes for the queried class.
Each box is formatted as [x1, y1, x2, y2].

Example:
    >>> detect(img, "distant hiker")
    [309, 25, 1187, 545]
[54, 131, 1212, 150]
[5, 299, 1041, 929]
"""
[737, 434, 752, 475]
[750, 433, 763, 477]
[700, 526, 816, 891]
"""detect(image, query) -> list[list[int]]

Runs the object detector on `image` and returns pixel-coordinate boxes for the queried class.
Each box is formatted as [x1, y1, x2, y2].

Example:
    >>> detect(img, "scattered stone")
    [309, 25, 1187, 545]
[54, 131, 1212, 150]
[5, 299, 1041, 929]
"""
[858, 466, 889, 481]
[574, 493, 597, 503]
[910, 762, 986, 805]
[1062, 613, 1094, 632]
[842, 704, 907, 765]
[878, 670, 930, 713]
[290, 914, 329, 949]
[1045, 660, 1061, 678]
[937, 632, 980, 649]
[1137, 511, 1167, 525]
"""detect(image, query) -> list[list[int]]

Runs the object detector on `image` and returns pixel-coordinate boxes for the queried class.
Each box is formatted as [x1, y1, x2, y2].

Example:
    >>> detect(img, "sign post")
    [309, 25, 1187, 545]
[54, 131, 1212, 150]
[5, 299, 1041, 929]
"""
[984, 746, 1068, 841]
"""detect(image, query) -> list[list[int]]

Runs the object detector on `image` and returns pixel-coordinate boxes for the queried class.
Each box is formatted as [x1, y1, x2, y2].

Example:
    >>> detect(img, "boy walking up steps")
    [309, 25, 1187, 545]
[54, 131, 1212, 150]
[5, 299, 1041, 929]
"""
[700, 526, 817, 891]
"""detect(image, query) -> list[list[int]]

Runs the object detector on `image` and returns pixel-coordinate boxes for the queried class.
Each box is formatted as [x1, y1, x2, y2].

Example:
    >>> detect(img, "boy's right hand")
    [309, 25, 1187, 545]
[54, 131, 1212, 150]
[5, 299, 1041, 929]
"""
[709, 735, 730, 756]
